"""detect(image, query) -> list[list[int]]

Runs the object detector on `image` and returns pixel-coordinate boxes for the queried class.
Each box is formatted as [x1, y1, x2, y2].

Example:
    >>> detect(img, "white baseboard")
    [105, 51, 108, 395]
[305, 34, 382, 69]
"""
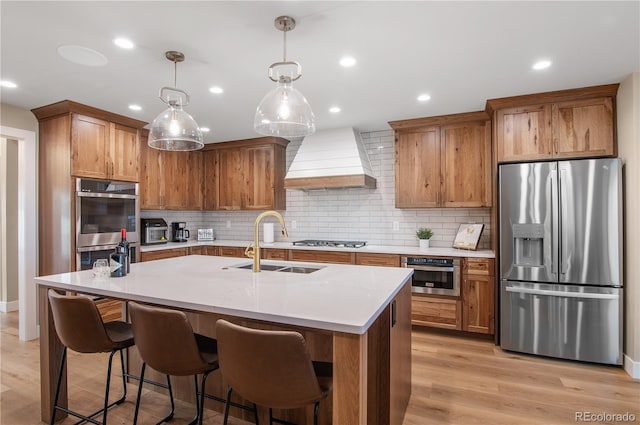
[624, 354, 640, 379]
[0, 300, 19, 312]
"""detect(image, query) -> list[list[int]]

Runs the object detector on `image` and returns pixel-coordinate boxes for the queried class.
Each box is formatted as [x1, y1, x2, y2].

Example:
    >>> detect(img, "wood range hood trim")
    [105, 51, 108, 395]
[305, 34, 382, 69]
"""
[284, 127, 377, 190]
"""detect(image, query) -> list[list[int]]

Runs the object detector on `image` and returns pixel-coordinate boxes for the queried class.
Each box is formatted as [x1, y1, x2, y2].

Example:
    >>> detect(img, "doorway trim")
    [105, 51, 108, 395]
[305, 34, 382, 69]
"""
[1, 126, 38, 341]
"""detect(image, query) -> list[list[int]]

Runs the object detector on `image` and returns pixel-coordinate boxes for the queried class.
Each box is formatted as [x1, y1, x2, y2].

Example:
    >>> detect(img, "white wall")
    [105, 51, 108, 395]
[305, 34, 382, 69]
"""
[142, 130, 492, 249]
[617, 72, 640, 379]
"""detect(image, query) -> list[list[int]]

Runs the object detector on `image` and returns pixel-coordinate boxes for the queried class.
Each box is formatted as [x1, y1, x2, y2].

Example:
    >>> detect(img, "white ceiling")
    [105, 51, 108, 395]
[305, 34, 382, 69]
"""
[1, 1, 639, 143]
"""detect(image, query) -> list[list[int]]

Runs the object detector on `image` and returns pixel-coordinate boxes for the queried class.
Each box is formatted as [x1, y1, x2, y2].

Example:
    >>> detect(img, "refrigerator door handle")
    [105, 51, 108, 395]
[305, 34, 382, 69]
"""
[505, 286, 618, 300]
[550, 169, 559, 277]
[559, 167, 569, 275]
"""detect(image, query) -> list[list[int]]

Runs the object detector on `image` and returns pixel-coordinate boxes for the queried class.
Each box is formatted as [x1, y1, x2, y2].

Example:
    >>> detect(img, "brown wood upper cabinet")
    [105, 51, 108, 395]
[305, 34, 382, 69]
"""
[487, 85, 618, 163]
[389, 111, 492, 208]
[202, 137, 288, 211]
[139, 130, 203, 210]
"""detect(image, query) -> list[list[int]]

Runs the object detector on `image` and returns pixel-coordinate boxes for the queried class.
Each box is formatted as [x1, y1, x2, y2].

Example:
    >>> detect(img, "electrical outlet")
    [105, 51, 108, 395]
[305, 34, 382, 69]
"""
[226, 220, 231, 229]
[291, 220, 297, 229]
[393, 221, 400, 231]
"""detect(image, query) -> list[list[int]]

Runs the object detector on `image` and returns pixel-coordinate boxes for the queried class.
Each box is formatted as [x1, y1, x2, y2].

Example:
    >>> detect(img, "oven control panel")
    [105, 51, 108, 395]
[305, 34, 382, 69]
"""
[404, 257, 454, 267]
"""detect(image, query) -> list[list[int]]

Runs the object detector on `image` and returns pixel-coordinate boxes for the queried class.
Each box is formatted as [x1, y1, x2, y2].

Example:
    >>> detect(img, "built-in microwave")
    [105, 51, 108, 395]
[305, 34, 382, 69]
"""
[401, 256, 461, 296]
[75, 179, 139, 248]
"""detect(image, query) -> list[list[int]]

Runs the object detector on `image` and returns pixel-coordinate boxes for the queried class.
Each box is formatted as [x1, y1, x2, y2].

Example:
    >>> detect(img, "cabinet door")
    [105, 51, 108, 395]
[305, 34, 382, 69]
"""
[139, 133, 165, 209]
[110, 124, 139, 182]
[189, 246, 206, 255]
[71, 114, 109, 179]
[553, 98, 615, 158]
[411, 295, 461, 330]
[462, 275, 495, 334]
[186, 151, 203, 210]
[244, 146, 275, 210]
[395, 129, 440, 208]
[202, 151, 217, 210]
[441, 122, 492, 207]
[162, 151, 189, 209]
[216, 148, 243, 210]
[496, 104, 552, 162]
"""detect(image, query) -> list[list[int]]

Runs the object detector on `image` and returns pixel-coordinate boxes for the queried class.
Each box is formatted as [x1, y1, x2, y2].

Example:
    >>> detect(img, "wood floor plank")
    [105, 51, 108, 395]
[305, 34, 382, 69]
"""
[2, 313, 639, 424]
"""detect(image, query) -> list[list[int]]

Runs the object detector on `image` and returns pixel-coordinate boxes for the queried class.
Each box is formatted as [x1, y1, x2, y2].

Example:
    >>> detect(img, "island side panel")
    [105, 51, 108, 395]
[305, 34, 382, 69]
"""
[333, 332, 368, 424]
[390, 280, 412, 425]
[39, 285, 67, 422]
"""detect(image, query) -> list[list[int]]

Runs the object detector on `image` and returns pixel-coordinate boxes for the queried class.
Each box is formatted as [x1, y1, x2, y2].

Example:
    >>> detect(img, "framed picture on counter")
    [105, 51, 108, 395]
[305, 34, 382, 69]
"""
[452, 223, 484, 250]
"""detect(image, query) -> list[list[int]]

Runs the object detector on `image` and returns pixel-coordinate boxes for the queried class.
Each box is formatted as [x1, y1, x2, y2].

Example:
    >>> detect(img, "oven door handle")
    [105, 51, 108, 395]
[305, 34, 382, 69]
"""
[77, 192, 138, 200]
[77, 244, 119, 253]
[408, 265, 455, 272]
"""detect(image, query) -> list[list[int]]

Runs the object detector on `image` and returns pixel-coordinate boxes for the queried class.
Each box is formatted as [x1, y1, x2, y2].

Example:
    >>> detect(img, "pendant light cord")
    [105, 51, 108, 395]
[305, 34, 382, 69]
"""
[283, 29, 287, 61]
[174, 59, 178, 87]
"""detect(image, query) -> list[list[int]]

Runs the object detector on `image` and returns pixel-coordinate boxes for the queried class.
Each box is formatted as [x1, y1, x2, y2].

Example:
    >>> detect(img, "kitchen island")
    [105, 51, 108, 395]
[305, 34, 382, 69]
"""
[36, 255, 413, 425]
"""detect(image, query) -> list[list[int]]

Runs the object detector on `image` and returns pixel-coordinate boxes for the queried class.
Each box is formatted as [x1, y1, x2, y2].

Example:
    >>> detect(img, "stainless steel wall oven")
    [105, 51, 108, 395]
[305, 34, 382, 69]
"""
[401, 256, 461, 296]
[75, 179, 139, 270]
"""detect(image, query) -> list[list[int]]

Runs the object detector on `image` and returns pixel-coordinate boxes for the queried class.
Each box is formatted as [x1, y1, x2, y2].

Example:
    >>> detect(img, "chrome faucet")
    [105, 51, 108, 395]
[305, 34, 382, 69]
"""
[245, 210, 288, 272]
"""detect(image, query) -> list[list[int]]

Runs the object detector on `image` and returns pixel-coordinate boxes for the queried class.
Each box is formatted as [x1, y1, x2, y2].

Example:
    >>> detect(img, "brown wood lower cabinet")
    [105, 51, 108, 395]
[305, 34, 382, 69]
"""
[288, 249, 355, 264]
[218, 246, 246, 257]
[411, 295, 462, 330]
[262, 248, 288, 260]
[189, 246, 206, 255]
[355, 253, 400, 267]
[96, 299, 123, 322]
[140, 248, 187, 262]
[462, 258, 495, 334]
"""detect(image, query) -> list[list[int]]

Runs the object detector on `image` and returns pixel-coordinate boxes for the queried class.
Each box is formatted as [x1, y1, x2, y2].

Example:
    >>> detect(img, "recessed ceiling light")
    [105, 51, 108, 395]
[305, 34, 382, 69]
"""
[417, 94, 431, 102]
[0, 80, 17, 88]
[128, 104, 142, 111]
[329, 106, 341, 113]
[532, 60, 552, 70]
[199, 127, 210, 133]
[339, 57, 357, 67]
[57, 45, 108, 67]
[113, 38, 135, 49]
[209, 86, 224, 94]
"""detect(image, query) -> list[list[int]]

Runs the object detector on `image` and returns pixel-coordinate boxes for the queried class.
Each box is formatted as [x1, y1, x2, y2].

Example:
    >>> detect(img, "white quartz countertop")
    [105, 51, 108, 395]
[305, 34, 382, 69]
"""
[36, 255, 413, 335]
[141, 239, 495, 258]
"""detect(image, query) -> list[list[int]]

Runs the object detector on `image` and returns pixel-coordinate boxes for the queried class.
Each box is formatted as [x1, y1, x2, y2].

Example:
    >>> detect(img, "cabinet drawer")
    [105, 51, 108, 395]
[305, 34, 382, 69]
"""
[355, 253, 400, 267]
[218, 246, 246, 257]
[262, 248, 288, 260]
[289, 249, 355, 265]
[411, 295, 461, 330]
[463, 258, 495, 275]
[140, 248, 187, 262]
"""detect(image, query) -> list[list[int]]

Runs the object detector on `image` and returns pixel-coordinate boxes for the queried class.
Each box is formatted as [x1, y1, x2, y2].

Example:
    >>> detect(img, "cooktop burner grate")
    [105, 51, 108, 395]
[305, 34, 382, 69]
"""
[292, 240, 367, 248]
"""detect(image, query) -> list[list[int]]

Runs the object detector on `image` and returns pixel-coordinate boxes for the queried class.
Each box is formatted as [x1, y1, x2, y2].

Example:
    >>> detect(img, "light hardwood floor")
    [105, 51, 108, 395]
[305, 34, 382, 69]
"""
[1, 311, 639, 424]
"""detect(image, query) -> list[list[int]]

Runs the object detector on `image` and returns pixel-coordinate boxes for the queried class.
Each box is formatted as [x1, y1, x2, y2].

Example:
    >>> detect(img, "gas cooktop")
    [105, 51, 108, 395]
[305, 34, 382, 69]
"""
[292, 240, 368, 248]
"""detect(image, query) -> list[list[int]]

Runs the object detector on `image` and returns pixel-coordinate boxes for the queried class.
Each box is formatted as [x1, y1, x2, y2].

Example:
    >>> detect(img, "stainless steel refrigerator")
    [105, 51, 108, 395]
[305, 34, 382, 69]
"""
[499, 158, 623, 365]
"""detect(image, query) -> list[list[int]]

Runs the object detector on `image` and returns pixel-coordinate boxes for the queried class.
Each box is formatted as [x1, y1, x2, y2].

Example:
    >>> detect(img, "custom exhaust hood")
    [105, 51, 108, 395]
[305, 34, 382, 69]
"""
[284, 127, 377, 190]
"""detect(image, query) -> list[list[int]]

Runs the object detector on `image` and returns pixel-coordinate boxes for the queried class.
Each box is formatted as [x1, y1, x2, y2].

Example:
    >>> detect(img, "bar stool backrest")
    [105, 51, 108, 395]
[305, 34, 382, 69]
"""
[48, 289, 115, 353]
[215, 319, 325, 409]
[128, 302, 210, 376]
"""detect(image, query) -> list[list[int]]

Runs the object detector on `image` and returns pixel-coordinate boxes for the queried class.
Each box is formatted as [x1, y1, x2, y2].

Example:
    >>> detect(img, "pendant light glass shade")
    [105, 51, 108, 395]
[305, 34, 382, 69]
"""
[148, 101, 203, 151]
[148, 51, 204, 151]
[254, 16, 315, 138]
[254, 77, 315, 138]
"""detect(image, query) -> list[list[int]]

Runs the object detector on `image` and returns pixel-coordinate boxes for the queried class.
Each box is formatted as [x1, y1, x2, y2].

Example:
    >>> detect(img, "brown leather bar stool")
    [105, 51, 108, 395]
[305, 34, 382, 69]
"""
[215, 319, 333, 425]
[128, 302, 242, 425]
[47, 289, 134, 425]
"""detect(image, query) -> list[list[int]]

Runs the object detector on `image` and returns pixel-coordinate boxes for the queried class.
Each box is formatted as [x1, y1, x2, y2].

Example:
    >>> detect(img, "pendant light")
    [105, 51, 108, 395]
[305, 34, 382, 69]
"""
[148, 51, 204, 151]
[254, 16, 316, 138]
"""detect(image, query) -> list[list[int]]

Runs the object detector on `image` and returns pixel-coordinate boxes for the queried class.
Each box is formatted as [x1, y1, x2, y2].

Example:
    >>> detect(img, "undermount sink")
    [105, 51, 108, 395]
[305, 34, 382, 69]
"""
[232, 263, 323, 274]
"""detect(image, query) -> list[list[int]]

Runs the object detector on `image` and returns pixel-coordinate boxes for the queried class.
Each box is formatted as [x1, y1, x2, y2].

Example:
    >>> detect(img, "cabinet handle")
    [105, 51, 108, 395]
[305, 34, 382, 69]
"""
[391, 300, 397, 327]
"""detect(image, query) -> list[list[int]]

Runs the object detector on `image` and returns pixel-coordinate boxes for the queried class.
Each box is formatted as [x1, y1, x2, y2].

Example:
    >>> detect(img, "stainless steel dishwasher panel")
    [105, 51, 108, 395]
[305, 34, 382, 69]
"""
[500, 281, 622, 365]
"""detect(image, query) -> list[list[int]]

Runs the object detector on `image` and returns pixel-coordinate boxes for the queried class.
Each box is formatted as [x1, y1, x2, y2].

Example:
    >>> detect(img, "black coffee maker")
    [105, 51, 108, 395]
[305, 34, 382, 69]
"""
[171, 222, 190, 242]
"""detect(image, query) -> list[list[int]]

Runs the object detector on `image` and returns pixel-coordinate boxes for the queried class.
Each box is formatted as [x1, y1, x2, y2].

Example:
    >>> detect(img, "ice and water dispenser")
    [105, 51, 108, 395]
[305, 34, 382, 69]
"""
[512, 223, 545, 266]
